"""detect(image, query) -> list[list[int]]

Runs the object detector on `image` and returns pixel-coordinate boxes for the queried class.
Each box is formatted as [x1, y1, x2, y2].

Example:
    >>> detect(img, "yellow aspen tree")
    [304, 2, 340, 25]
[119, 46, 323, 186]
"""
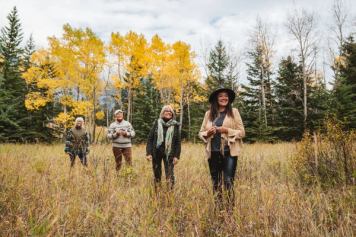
[72, 26, 106, 142]
[23, 24, 105, 139]
[149, 34, 173, 104]
[170, 41, 199, 132]
[109, 31, 149, 122]
[108, 32, 125, 106]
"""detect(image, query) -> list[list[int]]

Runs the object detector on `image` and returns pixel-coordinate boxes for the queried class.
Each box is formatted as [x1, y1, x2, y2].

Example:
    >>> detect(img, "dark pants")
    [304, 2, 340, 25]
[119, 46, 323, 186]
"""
[208, 151, 237, 208]
[69, 153, 87, 167]
[152, 149, 175, 189]
[113, 147, 132, 171]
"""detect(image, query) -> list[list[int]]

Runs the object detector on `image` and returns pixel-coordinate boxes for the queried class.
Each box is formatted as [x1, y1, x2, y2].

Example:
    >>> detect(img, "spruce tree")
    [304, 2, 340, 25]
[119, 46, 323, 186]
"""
[0, 7, 24, 96]
[0, 6, 27, 142]
[274, 56, 304, 140]
[206, 40, 238, 93]
[241, 44, 276, 142]
[307, 77, 331, 132]
[23, 34, 35, 71]
[131, 77, 162, 142]
[334, 36, 356, 129]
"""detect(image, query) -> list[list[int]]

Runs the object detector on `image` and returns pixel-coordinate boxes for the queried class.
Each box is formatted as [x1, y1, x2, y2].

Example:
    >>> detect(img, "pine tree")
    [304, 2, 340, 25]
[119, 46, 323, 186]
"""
[131, 77, 162, 142]
[241, 43, 276, 142]
[334, 36, 356, 129]
[23, 34, 35, 71]
[274, 56, 304, 140]
[0, 7, 28, 142]
[206, 40, 238, 93]
[0, 6, 24, 96]
[307, 76, 331, 132]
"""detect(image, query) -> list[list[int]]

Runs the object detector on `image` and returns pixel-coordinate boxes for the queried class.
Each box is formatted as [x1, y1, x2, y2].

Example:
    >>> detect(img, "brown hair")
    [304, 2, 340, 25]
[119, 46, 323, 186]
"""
[208, 98, 234, 122]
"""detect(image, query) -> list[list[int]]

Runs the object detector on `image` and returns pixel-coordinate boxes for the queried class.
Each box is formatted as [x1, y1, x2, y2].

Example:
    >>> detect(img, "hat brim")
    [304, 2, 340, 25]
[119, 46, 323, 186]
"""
[208, 88, 236, 104]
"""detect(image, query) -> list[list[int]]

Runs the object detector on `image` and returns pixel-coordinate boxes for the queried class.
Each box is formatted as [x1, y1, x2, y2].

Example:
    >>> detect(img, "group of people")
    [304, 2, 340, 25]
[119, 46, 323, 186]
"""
[64, 88, 245, 210]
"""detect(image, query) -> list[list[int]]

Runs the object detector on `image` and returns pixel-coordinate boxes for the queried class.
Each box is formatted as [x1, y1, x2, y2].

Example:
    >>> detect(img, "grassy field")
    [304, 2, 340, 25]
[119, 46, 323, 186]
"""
[0, 143, 355, 236]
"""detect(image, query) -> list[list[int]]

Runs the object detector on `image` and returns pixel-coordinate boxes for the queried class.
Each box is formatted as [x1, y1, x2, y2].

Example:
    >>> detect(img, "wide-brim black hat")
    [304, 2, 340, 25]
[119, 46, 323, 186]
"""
[208, 88, 236, 104]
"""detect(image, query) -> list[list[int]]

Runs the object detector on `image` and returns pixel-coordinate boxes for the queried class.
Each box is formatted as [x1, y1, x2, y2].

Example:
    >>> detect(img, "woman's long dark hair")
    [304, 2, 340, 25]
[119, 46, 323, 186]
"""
[209, 98, 234, 122]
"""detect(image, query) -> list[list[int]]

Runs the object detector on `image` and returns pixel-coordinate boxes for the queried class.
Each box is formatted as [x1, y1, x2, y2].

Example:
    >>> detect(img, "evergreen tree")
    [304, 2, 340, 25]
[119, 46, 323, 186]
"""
[334, 36, 356, 129]
[0, 7, 24, 96]
[23, 34, 35, 71]
[206, 40, 238, 93]
[0, 7, 27, 142]
[274, 56, 304, 140]
[131, 77, 162, 142]
[241, 43, 276, 142]
[307, 77, 331, 132]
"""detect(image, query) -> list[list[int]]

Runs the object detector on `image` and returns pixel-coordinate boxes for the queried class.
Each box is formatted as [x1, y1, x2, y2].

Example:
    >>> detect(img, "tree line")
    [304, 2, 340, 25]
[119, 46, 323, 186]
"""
[0, 2, 355, 143]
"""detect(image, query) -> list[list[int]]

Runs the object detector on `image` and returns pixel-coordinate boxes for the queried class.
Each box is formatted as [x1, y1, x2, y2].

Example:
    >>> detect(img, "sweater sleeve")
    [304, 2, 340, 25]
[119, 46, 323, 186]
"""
[227, 108, 245, 141]
[198, 111, 210, 143]
[172, 125, 181, 159]
[146, 120, 157, 156]
[107, 123, 117, 139]
[127, 122, 135, 138]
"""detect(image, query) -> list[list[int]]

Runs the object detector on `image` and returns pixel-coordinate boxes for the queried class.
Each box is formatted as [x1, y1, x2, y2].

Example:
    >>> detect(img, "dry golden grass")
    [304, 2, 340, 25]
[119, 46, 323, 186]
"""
[0, 143, 355, 236]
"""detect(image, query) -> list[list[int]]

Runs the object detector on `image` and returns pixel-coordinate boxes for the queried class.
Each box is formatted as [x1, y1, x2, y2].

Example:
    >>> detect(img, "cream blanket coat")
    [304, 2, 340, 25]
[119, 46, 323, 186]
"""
[199, 108, 245, 159]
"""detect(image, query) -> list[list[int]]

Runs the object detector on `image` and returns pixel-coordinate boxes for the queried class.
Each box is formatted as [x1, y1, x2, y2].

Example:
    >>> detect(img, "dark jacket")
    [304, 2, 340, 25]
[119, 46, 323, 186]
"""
[146, 120, 181, 159]
[64, 127, 90, 155]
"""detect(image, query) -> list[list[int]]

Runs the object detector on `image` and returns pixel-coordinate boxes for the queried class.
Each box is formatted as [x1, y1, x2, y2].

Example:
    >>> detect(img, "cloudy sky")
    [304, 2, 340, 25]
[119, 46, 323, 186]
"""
[1, 0, 355, 83]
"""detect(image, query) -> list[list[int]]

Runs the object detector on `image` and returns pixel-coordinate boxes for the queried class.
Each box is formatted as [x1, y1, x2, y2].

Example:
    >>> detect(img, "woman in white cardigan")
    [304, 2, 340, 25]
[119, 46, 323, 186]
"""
[199, 88, 245, 210]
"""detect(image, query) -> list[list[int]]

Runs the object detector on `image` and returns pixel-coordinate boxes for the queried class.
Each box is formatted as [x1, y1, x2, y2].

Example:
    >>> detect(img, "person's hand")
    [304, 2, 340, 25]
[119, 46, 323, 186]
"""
[146, 155, 152, 161]
[216, 126, 228, 134]
[116, 130, 125, 136]
[173, 157, 179, 165]
[207, 127, 217, 137]
[123, 131, 129, 137]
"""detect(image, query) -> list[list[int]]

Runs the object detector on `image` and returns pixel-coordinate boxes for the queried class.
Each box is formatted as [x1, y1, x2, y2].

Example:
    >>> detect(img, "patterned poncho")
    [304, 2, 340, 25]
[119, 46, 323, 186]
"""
[64, 127, 90, 155]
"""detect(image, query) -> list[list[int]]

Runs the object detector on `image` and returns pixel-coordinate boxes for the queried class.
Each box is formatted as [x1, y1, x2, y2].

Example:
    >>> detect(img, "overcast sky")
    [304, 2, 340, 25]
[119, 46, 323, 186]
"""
[1, 0, 355, 84]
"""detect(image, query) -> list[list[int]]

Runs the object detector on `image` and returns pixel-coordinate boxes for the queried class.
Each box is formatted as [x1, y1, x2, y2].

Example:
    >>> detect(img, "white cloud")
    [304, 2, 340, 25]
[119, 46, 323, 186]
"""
[1, 0, 355, 84]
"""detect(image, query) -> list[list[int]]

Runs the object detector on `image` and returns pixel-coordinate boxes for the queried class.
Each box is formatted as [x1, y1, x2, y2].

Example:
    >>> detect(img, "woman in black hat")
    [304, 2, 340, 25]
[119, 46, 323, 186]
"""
[199, 88, 245, 210]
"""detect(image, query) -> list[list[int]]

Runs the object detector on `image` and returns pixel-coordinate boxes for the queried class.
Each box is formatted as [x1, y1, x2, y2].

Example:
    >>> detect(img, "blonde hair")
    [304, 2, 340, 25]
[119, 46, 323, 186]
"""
[75, 117, 84, 123]
[160, 105, 175, 119]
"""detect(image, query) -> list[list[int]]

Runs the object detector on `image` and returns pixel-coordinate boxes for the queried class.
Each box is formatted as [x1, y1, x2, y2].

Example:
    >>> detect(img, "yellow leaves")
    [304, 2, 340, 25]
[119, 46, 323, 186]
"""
[25, 92, 49, 110]
[95, 111, 105, 120]
[193, 94, 206, 103]
[24, 25, 202, 128]
[53, 100, 92, 127]
[111, 75, 123, 89]
[70, 101, 92, 116]
[334, 55, 347, 68]
[24, 23, 106, 131]
[54, 112, 73, 127]
[59, 96, 74, 107]
[109, 31, 149, 90]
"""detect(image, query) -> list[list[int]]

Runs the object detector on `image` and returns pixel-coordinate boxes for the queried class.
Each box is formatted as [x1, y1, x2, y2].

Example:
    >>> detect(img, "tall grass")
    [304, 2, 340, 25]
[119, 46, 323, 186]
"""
[0, 143, 354, 236]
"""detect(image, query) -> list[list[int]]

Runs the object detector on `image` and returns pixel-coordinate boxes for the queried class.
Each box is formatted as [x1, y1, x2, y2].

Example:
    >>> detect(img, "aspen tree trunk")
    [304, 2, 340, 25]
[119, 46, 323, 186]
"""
[92, 86, 96, 143]
[179, 81, 184, 133]
[260, 64, 267, 127]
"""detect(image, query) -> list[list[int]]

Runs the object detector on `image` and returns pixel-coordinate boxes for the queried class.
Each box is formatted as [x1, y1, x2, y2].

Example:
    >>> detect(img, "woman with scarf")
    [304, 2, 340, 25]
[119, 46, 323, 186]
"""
[146, 105, 181, 190]
[199, 88, 245, 210]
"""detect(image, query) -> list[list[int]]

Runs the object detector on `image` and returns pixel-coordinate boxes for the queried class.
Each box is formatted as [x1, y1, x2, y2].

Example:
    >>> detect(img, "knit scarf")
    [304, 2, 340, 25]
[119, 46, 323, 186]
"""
[156, 118, 177, 159]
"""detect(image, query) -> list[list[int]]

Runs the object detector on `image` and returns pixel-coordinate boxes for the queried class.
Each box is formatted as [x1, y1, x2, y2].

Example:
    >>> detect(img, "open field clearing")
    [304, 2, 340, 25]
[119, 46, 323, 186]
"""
[0, 143, 355, 236]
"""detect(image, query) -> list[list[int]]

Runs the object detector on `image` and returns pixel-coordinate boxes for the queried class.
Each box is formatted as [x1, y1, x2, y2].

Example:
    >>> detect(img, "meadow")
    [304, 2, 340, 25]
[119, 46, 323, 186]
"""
[0, 143, 354, 236]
